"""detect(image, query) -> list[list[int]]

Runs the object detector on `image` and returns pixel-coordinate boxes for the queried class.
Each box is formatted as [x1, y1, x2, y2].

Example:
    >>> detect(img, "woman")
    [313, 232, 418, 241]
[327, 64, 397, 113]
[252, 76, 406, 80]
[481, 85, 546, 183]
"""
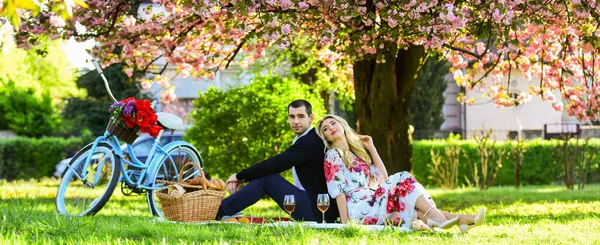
[316, 114, 485, 232]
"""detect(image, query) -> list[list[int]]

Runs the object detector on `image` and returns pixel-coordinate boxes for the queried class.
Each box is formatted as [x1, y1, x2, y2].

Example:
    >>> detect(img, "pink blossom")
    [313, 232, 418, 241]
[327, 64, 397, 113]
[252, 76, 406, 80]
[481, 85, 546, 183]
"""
[280, 0, 294, 10]
[49, 16, 65, 28]
[552, 102, 563, 112]
[542, 90, 555, 101]
[125, 68, 134, 77]
[277, 40, 290, 50]
[358, 7, 367, 15]
[239, 60, 249, 69]
[298, 2, 309, 10]
[387, 18, 398, 28]
[10, 0, 600, 120]
[123, 15, 136, 28]
[516, 93, 532, 105]
[161, 89, 177, 103]
[268, 17, 278, 27]
[140, 80, 152, 89]
[281, 24, 291, 35]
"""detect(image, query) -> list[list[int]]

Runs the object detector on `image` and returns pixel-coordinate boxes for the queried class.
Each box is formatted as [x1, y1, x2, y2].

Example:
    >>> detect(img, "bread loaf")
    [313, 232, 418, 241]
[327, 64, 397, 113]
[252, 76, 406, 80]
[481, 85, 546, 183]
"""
[206, 178, 226, 191]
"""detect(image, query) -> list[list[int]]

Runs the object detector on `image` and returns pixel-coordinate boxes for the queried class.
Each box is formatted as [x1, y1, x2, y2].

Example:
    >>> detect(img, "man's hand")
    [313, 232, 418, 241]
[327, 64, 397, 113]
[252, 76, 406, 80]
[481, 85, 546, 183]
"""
[226, 173, 242, 194]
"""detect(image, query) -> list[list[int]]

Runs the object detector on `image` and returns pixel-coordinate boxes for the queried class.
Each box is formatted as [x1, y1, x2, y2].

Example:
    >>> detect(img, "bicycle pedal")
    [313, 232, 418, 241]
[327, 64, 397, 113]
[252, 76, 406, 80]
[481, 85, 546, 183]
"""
[120, 182, 144, 196]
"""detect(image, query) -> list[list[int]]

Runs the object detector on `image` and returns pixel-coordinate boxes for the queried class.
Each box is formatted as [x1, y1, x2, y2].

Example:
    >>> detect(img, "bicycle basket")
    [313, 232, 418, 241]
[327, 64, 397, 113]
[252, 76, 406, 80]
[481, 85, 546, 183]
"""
[156, 162, 226, 222]
[106, 118, 139, 144]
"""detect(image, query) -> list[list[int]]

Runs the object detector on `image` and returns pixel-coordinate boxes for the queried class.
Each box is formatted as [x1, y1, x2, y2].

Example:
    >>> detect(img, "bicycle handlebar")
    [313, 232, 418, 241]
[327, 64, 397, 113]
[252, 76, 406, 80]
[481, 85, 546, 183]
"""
[93, 60, 118, 103]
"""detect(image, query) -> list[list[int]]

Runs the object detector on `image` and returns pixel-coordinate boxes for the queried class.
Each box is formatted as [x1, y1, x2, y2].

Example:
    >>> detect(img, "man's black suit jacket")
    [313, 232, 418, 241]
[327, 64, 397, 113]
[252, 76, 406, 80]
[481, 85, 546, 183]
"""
[235, 128, 339, 222]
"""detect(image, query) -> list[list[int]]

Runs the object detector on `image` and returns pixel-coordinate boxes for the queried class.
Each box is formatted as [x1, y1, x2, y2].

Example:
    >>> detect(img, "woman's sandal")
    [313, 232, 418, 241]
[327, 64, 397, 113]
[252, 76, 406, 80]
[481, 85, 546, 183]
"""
[459, 207, 486, 233]
[424, 206, 459, 229]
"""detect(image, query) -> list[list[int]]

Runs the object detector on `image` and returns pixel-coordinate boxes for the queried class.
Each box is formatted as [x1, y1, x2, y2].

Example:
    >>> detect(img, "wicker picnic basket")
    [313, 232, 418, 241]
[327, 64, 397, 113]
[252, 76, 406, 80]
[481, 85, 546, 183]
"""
[106, 118, 138, 144]
[156, 162, 226, 222]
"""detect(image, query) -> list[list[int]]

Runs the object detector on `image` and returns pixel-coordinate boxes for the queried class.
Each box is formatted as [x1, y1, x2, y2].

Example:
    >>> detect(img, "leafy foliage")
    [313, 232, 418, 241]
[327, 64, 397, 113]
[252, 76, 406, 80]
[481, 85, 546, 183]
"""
[270, 38, 354, 111]
[0, 0, 88, 28]
[61, 63, 148, 136]
[409, 56, 450, 138]
[0, 79, 61, 137]
[186, 75, 325, 179]
[0, 38, 80, 100]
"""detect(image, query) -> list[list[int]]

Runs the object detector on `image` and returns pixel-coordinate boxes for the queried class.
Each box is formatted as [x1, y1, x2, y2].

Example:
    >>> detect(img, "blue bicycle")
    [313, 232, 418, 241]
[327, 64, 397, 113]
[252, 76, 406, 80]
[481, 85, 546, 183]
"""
[55, 61, 203, 217]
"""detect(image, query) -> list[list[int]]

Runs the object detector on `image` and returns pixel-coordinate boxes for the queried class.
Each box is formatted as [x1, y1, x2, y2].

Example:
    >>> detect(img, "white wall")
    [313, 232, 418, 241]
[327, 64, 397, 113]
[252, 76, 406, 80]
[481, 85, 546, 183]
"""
[0, 130, 17, 139]
[464, 71, 565, 140]
[441, 73, 462, 132]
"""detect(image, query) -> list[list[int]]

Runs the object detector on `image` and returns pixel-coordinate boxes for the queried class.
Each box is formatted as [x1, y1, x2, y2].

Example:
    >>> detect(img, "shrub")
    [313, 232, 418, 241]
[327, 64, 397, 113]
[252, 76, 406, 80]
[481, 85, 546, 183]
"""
[506, 137, 527, 188]
[550, 137, 599, 190]
[0, 136, 90, 180]
[466, 128, 505, 190]
[412, 139, 600, 187]
[0, 80, 61, 137]
[427, 134, 461, 190]
[186, 75, 326, 179]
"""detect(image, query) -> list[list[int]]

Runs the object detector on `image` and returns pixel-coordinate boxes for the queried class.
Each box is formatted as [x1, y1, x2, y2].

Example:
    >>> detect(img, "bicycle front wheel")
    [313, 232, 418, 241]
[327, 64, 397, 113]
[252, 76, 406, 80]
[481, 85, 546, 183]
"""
[146, 144, 202, 217]
[56, 142, 121, 216]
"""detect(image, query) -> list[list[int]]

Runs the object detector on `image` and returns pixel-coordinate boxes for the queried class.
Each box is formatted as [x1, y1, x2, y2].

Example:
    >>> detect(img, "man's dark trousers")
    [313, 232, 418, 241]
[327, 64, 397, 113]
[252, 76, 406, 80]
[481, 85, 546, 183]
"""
[217, 174, 317, 221]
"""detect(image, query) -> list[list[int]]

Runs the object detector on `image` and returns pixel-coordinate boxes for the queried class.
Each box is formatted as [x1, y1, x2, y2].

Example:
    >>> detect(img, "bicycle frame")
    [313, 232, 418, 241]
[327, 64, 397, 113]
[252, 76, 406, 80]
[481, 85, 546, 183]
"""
[77, 129, 173, 191]
[56, 60, 203, 217]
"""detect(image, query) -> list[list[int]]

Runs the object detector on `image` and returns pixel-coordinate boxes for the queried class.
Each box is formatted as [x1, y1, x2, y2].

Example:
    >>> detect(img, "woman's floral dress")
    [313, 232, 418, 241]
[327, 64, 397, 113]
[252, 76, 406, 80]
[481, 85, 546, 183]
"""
[324, 149, 435, 229]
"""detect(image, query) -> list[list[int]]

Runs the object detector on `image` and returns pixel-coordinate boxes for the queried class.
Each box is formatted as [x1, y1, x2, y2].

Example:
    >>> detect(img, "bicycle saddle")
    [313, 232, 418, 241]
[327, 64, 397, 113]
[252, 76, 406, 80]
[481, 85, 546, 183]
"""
[156, 112, 184, 130]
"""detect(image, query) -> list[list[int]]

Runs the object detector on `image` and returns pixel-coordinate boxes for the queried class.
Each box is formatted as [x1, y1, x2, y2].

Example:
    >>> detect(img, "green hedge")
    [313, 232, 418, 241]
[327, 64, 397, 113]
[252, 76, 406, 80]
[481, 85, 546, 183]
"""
[3, 134, 600, 187]
[0, 136, 90, 180]
[412, 139, 600, 187]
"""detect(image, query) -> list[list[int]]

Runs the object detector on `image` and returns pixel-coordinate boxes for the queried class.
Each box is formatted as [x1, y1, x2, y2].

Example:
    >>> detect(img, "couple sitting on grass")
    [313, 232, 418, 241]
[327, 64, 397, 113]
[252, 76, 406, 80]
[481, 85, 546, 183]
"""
[216, 100, 485, 232]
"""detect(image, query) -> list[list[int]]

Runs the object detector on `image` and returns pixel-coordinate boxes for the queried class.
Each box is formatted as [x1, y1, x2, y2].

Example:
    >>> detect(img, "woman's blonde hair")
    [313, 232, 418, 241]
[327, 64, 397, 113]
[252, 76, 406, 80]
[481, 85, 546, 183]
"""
[316, 114, 372, 167]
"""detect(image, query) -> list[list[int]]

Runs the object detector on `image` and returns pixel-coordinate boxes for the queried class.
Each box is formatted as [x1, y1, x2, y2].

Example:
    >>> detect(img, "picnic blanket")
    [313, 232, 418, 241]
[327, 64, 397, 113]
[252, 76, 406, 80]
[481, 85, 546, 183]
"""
[154, 216, 410, 232]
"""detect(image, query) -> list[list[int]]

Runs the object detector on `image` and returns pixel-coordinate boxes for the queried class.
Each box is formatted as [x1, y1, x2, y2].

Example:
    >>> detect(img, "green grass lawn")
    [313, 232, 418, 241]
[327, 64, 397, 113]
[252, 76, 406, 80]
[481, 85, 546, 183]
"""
[1, 178, 600, 244]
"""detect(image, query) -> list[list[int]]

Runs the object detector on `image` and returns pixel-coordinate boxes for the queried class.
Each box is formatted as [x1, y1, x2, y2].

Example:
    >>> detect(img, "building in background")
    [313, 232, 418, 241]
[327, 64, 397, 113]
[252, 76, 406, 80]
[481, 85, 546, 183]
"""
[441, 70, 581, 140]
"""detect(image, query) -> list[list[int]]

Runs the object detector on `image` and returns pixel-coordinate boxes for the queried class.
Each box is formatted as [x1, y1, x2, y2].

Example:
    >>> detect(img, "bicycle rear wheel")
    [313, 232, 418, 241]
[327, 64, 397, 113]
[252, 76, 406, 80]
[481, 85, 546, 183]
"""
[56, 142, 121, 216]
[146, 144, 202, 217]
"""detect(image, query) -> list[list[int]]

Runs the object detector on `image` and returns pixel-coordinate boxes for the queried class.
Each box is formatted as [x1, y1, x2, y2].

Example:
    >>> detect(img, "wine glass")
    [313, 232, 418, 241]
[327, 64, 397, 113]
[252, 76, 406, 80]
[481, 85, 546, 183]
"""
[317, 194, 330, 223]
[283, 195, 296, 218]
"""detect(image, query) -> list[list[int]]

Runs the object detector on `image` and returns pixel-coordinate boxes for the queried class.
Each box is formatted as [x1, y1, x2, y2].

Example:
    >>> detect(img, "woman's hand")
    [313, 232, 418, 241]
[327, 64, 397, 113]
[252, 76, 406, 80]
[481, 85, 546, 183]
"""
[358, 135, 374, 149]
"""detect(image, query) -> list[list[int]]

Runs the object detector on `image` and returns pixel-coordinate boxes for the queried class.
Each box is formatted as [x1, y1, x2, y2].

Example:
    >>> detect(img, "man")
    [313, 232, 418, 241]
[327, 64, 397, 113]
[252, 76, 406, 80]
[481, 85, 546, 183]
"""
[216, 99, 339, 222]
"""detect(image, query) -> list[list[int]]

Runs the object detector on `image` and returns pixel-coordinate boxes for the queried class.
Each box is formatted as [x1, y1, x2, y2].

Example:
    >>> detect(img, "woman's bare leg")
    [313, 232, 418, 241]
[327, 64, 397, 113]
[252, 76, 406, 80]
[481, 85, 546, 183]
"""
[416, 209, 425, 222]
[414, 195, 448, 223]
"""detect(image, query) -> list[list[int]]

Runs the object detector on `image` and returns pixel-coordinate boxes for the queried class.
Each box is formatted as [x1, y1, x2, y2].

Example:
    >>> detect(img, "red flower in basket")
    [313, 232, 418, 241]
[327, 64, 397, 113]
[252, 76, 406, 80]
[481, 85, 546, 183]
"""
[109, 97, 163, 138]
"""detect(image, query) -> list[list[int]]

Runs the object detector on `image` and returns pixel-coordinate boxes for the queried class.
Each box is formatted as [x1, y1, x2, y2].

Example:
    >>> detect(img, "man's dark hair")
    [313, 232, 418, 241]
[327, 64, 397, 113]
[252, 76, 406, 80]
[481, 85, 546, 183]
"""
[288, 100, 312, 115]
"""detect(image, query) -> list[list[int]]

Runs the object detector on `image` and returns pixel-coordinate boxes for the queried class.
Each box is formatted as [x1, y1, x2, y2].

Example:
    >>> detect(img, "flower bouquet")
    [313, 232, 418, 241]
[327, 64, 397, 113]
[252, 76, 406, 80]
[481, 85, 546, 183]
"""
[107, 97, 162, 144]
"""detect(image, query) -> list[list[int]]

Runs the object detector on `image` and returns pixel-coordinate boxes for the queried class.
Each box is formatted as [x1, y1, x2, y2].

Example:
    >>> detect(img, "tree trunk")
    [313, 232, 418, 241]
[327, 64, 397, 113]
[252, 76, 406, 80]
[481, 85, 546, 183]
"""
[353, 45, 426, 173]
[320, 89, 335, 114]
[515, 159, 521, 189]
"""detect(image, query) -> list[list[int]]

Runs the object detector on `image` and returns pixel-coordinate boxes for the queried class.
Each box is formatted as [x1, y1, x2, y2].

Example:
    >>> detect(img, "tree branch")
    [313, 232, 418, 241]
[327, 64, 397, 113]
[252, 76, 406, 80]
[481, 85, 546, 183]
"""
[223, 28, 257, 69]
[442, 44, 484, 59]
